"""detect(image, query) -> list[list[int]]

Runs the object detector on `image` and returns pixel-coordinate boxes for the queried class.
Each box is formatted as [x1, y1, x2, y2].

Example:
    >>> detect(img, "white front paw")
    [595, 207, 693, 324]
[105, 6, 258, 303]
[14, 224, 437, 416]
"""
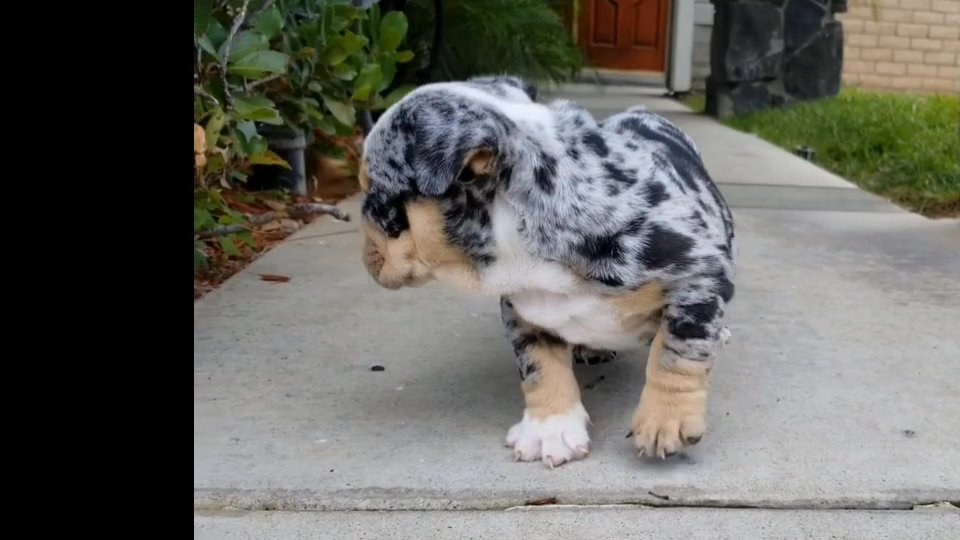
[504, 404, 590, 468]
[720, 326, 732, 345]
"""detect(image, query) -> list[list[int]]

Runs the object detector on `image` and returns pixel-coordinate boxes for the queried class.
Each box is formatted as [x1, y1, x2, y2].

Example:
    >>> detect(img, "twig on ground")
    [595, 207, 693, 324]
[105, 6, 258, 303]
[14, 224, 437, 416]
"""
[288, 202, 351, 222]
[196, 203, 351, 239]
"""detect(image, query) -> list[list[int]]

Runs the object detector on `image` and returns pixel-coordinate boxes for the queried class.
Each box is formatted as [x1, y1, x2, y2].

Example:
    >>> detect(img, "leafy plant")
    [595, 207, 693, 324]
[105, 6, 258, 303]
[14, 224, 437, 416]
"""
[194, 0, 293, 191]
[397, 0, 583, 86]
[256, 0, 417, 137]
[193, 0, 417, 268]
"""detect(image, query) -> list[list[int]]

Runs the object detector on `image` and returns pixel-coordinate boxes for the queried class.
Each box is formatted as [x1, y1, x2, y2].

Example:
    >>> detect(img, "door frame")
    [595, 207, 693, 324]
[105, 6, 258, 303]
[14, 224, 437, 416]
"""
[571, 0, 676, 75]
[568, 0, 694, 92]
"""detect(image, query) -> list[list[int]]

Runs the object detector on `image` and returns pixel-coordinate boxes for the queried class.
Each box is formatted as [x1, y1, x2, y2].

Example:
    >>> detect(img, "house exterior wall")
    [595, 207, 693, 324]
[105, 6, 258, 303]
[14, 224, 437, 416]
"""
[691, 0, 959, 94]
[692, 0, 715, 90]
[839, 0, 960, 93]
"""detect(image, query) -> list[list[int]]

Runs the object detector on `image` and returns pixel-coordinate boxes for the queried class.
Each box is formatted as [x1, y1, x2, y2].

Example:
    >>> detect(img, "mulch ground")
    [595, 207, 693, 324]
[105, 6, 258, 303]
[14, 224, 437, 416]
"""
[193, 178, 359, 300]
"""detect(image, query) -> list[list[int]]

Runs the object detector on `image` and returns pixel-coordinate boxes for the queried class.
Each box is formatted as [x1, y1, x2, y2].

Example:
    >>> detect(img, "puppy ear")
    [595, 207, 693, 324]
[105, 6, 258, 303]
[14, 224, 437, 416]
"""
[458, 148, 497, 182]
[419, 141, 500, 196]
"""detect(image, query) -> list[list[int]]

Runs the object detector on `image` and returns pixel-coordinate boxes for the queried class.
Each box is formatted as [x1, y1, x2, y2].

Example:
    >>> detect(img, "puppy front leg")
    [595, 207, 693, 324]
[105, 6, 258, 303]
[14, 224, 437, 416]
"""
[500, 297, 590, 468]
[632, 277, 732, 458]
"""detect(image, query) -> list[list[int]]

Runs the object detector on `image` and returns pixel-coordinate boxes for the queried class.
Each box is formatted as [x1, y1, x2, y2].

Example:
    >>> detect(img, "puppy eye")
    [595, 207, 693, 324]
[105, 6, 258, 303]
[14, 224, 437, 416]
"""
[457, 167, 476, 183]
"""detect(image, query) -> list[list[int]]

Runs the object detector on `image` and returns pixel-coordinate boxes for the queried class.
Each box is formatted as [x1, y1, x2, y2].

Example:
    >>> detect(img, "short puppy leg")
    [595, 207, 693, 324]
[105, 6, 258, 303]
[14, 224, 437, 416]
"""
[632, 277, 732, 458]
[501, 297, 590, 468]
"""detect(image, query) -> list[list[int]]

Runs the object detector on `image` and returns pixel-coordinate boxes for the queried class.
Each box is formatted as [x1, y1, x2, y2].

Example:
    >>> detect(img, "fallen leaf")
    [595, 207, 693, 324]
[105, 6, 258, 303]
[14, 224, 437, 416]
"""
[260, 220, 283, 232]
[194, 124, 207, 154]
[280, 218, 301, 232]
[259, 274, 291, 283]
[263, 199, 287, 212]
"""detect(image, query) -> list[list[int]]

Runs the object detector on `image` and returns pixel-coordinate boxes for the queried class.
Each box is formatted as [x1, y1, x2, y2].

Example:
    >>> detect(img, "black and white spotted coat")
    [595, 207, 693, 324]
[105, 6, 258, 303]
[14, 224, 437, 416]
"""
[362, 76, 736, 380]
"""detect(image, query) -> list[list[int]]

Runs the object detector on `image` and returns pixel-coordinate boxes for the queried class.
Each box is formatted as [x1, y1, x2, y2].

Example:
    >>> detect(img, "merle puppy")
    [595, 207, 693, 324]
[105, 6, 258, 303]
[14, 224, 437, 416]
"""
[359, 76, 735, 468]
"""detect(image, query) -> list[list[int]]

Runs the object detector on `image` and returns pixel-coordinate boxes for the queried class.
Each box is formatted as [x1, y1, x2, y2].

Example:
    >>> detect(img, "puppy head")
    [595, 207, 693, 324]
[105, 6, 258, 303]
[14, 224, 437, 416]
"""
[358, 82, 523, 292]
[466, 75, 538, 102]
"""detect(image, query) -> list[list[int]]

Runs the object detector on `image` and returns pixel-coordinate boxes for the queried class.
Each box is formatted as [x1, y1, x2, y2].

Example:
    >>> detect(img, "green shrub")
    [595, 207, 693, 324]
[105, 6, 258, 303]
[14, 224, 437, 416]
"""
[398, 0, 583, 86]
[193, 0, 416, 267]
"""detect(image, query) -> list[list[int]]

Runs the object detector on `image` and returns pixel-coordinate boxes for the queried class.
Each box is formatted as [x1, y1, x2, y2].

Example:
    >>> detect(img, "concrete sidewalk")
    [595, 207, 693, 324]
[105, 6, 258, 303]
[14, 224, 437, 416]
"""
[194, 86, 960, 536]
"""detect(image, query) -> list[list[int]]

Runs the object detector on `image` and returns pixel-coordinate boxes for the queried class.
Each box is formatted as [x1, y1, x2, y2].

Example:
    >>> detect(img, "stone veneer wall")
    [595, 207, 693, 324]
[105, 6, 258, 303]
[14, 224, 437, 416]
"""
[706, 0, 849, 118]
[839, 0, 960, 94]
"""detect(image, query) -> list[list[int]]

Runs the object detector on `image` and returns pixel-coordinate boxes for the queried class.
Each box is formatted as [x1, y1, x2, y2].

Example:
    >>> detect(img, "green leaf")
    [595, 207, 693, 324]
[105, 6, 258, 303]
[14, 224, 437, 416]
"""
[379, 11, 408, 52]
[383, 84, 417, 108]
[233, 95, 283, 125]
[194, 207, 215, 231]
[194, 0, 213, 37]
[248, 149, 292, 169]
[220, 237, 243, 257]
[379, 54, 396, 92]
[333, 119, 356, 137]
[321, 95, 357, 127]
[254, 5, 284, 40]
[332, 62, 358, 81]
[315, 117, 336, 136]
[237, 122, 259, 139]
[395, 50, 415, 63]
[321, 39, 349, 66]
[204, 107, 227, 148]
[205, 19, 228, 50]
[228, 50, 289, 78]
[232, 94, 274, 113]
[230, 171, 249, 183]
[234, 121, 267, 158]
[206, 151, 225, 174]
[197, 35, 220, 61]
[300, 20, 320, 47]
[220, 30, 268, 60]
[368, 3, 381, 45]
[351, 63, 382, 102]
[341, 31, 368, 55]
[238, 230, 257, 248]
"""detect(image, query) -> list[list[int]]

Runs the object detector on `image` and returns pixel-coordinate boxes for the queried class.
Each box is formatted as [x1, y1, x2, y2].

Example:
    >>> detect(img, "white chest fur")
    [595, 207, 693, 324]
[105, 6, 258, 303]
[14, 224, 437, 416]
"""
[478, 196, 647, 351]
[510, 290, 644, 350]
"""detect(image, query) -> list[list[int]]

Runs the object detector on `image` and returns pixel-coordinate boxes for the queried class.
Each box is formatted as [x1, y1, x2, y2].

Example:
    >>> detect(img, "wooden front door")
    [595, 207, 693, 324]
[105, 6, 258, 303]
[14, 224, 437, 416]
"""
[578, 0, 671, 72]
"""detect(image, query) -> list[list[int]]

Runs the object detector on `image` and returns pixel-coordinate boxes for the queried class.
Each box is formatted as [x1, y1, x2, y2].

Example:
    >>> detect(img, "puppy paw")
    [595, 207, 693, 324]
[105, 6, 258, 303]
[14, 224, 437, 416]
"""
[719, 326, 732, 345]
[505, 404, 590, 468]
[632, 385, 707, 459]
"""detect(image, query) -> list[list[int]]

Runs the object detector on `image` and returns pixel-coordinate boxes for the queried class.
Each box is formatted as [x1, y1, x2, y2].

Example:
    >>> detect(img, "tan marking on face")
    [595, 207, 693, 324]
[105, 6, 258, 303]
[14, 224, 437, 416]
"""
[361, 220, 432, 290]
[358, 158, 370, 192]
[361, 199, 489, 293]
[520, 342, 581, 420]
[631, 325, 712, 458]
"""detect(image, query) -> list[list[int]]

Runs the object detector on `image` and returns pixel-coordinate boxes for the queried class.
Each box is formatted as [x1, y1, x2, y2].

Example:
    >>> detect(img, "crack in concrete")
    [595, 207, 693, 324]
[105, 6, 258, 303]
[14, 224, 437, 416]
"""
[194, 488, 960, 514]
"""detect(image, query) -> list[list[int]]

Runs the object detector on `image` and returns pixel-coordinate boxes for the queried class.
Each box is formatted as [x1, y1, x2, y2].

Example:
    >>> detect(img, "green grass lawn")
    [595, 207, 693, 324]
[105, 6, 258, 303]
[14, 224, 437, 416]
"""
[690, 89, 959, 218]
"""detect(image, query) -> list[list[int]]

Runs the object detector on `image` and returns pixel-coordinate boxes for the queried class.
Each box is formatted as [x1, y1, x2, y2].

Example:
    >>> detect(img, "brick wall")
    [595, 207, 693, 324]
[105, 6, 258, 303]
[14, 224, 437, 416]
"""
[840, 0, 960, 93]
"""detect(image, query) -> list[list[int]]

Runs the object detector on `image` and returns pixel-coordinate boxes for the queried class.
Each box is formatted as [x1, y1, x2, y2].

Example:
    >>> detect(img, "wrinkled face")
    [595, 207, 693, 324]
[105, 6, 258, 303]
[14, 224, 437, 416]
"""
[356, 79, 537, 293]
[359, 148, 499, 292]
